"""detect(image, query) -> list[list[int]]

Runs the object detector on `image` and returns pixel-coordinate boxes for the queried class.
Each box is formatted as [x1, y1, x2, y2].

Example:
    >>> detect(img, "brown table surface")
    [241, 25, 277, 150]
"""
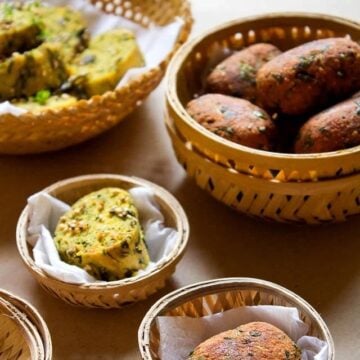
[1, 1, 360, 359]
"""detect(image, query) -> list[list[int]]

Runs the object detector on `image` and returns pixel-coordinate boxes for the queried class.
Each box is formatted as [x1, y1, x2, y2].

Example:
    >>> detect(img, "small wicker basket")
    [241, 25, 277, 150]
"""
[0, 0, 192, 154]
[0, 289, 52, 360]
[166, 12, 360, 224]
[16, 174, 189, 309]
[138, 277, 335, 359]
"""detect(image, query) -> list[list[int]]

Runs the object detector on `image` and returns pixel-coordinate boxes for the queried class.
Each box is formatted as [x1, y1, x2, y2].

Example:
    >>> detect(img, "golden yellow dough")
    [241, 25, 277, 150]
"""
[68, 28, 145, 97]
[0, 3, 40, 57]
[26, 4, 89, 62]
[54, 187, 150, 281]
[0, 42, 67, 101]
[12, 93, 78, 113]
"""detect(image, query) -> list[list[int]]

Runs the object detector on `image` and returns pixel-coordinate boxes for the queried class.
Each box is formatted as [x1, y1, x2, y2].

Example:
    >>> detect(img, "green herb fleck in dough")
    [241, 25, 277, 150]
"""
[295, 53, 319, 72]
[2, 3, 14, 18]
[238, 62, 256, 84]
[12, 94, 78, 114]
[34, 89, 51, 105]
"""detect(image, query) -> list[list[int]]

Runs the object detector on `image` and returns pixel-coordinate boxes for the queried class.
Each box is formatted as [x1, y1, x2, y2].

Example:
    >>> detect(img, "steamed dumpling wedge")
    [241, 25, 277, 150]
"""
[0, 42, 67, 101]
[54, 187, 150, 281]
[68, 28, 145, 97]
[0, 3, 40, 57]
[25, 4, 89, 62]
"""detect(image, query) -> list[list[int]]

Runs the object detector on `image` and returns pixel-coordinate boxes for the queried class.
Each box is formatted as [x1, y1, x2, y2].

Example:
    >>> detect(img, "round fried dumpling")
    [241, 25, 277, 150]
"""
[188, 322, 302, 360]
[206, 43, 281, 103]
[186, 94, 277, 151]
[54, 187, 150, 281]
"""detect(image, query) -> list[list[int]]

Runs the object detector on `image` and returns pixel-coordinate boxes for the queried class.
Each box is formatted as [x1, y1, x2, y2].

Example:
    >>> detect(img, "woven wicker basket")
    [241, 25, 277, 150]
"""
[138, 277, 335, 359]
[166, 12, 360, 224]
[16, 174, 189, 309]
[0, 0, 192, 154]
[0, 289, 52, 360]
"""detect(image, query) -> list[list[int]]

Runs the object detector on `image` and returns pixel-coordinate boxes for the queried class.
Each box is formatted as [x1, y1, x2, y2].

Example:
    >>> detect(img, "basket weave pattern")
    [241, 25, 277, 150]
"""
[166, 13, 360, 224]
[138, 278, 335, 360]
[29, 276, 169, 309]
[0, 316, 31, 360]
[0, 290, 52, 360]
[0, 0, 192, 154]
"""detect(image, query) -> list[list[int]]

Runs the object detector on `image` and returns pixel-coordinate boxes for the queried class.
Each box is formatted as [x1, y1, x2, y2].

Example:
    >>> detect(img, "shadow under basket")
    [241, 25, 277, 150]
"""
[0, 0, 192, 154]
[0, 289, 52, 360]
[138, 278, 335, 359]
[16, 174, 189, 309]
[165, 12, 360, 224]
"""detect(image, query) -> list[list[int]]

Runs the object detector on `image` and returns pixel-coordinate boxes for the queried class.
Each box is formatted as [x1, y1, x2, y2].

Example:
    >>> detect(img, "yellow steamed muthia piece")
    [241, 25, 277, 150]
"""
[54, 187, 150, 281]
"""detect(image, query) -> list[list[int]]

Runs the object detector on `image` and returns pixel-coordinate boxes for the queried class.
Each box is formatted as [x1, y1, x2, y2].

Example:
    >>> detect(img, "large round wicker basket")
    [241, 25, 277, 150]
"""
[0, 289, 52, 360]
[0, 0, 192, 154]
[138, 278, 335, 359]
[16, 174, 190, 309]
[166, 12, 360, 224]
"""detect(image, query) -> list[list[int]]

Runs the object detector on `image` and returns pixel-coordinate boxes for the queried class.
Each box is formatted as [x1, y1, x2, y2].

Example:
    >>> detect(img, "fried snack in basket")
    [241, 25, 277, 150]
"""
[188, 322, 301, 360]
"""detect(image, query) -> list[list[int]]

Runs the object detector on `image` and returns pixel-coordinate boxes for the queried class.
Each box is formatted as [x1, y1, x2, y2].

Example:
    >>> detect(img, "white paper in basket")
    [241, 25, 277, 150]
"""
[27, 187, 178, 284]
[157, 306, 328, 360]
[0, 0, 183, 115]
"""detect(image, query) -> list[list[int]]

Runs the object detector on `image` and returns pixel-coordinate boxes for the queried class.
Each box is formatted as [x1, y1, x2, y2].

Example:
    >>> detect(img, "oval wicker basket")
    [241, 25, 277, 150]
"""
[138, 277, 335, 359]
[16, 174, 190, 308]
[0, 0, 192, 154]
[0, 289, 52, 360]
[166, 12, 360, 224]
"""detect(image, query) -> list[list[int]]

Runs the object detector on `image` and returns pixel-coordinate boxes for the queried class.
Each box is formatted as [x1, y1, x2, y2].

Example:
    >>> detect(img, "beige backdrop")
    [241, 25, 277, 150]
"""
[1, 0, 360, 359]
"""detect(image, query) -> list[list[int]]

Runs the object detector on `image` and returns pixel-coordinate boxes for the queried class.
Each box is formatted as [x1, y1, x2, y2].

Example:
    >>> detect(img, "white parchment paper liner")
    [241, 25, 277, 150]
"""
[0, 0, 183, 115]
[157, 305, 328, 360]
[27, 187, 178, 284]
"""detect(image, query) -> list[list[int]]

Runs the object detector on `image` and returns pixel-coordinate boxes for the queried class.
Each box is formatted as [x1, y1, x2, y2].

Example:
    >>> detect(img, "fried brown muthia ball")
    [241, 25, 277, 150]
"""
[257, 38, 360, 115]
[188, 322, 302, 360]
[206, 43, 281, 103]
[186, 94, 277, 151]
[295, 97, 360, 153]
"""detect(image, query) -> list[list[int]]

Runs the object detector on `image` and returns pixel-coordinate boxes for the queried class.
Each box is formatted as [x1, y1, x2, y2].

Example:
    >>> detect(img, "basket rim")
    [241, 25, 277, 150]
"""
[0, 288, 52, 360]
[138, 277, 335, 359]
[166, 11, 360, 162]
[0, 298, 36, 358]
[16, 174, 190, 291]
[167, 119, 360, 192]
[3, 0, 193, 120]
